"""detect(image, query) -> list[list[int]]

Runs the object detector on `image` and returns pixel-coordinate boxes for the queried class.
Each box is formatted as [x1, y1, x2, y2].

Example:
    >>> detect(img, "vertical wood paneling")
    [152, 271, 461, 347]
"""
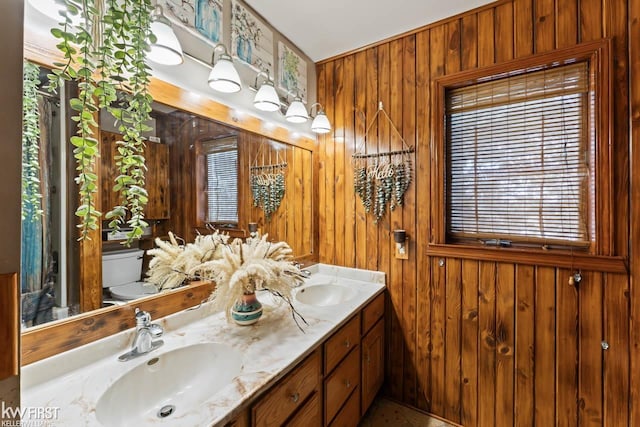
[603, 273, 630, 426]
[556, 268, 579, 427]
[430, 256, 446, 415]
[343, 55, 356, 268]
[478, 261, 496, 426]
[494, 2, 514, 63]
[388, 37, 405, 401]
[333, 58, 345, 267]
[365, 47, 379, 272]
[316, 63, 327, 260]
[316, 1, 635, 426]
[514, 0, 534, 58]
[477, 9, 495, 67]
[323, 63, 336, 264]
[535, 267, 556, 425]
[629, 3, 640, 427]
[495, 263, 515, 427]
[414, 28, 431, 411]
[534, 0, 556, 53]
[444, 258, 462, 422]
[579, 0, 603, 42]
[460, 14, 478, 71]
[515, 265, 535, 427]
[401, 34, 417, 406]
[604, 0, 629, 258]
[556, 0, 578, 48]
[579, 271, 603, 426]
[353, 51, 367, 270]
[461, 260, 479, 426]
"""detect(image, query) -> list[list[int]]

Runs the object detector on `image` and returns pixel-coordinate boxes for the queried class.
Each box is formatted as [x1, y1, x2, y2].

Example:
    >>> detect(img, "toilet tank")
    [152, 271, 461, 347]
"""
[102, 249, 145, 288]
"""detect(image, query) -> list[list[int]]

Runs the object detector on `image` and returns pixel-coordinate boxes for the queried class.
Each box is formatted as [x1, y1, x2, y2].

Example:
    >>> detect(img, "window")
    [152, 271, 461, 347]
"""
[432, 41, 612, 253]
[202, 137, 238, 224]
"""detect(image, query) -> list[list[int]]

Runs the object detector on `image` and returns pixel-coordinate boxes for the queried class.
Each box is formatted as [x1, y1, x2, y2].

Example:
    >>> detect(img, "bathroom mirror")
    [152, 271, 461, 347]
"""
[20, 73, 315, 330]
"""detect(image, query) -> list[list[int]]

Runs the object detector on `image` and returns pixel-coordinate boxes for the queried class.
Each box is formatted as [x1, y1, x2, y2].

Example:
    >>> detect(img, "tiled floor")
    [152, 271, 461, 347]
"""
[360, 398, 456, 427]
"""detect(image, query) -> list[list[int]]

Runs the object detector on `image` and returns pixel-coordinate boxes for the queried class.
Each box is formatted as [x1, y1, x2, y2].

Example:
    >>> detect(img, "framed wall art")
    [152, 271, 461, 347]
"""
[230, 0, 273, 74]
[160, 0, 224, 45]
[278, 41, 307, 101]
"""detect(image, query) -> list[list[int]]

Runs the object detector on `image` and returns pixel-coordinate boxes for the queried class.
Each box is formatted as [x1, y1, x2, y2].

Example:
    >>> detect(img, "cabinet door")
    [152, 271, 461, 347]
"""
[285, 392, 321, 427]
[143, 142, 170, 219]
[361, 318, 384, 415]
[253, 350, 321, 427]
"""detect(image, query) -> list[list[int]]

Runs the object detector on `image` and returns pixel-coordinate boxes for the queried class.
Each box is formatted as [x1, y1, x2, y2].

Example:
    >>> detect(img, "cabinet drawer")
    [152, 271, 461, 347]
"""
[324, 313, 360, 374]
[285, 392, 321, 427]
[324, 346, 361, 424]
[253, 350, 321, 427]
[328, 385, 359, 427]
[361, 293, 384, 335]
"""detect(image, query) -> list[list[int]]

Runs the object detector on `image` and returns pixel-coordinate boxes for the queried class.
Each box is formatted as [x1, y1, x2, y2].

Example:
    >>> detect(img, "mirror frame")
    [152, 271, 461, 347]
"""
[21, 28, 319, 365]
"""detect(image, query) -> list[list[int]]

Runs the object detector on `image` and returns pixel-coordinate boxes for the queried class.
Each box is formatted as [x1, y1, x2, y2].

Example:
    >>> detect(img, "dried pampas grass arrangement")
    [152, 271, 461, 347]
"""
[145, 230, 230, 291]
[205, 235, 306, 322]
[145, 230, 308, 329]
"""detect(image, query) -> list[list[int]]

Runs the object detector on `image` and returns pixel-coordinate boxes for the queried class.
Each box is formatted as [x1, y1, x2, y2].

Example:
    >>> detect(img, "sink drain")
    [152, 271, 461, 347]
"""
[157, 405, 176, 419]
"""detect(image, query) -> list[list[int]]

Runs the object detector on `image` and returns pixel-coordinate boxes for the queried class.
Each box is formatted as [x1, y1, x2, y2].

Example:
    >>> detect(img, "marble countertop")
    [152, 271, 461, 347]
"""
[21, 264, 385, 427]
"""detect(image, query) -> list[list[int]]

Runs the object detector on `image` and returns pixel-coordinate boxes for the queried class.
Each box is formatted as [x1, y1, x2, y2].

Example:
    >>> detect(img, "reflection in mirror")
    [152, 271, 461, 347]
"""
[20, 69, 315, 330]
[20, 63, 77, 328]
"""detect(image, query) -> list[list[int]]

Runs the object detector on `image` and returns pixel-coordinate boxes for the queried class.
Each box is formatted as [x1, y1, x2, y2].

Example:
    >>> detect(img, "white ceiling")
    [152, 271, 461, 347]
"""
[244, 0, 496, 62]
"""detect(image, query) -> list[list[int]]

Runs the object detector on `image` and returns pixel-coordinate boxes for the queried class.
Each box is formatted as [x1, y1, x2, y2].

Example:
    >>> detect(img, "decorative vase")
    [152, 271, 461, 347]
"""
[231, 292, 263, 326]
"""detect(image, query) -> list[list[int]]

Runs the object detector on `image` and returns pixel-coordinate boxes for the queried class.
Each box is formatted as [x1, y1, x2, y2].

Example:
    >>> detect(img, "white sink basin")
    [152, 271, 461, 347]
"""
[95, 343, 243, 426]
[295, 283, 357, 307]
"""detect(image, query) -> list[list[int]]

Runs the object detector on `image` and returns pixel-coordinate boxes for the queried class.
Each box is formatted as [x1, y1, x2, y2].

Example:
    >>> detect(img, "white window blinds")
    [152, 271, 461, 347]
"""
[446, 62, 591, 247]
[203, 137, 238, 223]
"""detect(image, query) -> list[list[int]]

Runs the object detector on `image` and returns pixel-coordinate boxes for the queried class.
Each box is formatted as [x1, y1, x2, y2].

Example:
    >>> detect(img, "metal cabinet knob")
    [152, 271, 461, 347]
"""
[291, 392, 300, 403]
[601, 341, 609, 350]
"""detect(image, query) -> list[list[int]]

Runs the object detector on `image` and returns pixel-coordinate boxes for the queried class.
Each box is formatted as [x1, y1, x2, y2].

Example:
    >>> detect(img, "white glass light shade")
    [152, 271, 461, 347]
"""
[285, 98, 309, 123]
[311, 111, 332, 134]
[208, 55, 242, 93]
[147, 21, 184, 66]
[253, 82, 281, 112]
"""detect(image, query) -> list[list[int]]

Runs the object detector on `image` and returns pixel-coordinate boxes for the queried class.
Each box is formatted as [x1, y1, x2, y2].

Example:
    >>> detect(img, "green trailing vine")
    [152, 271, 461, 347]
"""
[47, 0, 155, 244]
[22, 61, 44, 223]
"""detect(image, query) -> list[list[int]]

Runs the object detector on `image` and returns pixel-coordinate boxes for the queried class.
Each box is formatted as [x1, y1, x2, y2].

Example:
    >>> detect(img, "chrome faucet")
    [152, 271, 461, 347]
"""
[293, 262, 312, 279]
[118, 308, 164, 362]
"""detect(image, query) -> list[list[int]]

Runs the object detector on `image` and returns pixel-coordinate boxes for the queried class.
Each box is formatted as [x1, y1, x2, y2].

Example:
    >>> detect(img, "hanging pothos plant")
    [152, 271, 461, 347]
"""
[22, 61, 44, 223]
[47, 0, 156, 244]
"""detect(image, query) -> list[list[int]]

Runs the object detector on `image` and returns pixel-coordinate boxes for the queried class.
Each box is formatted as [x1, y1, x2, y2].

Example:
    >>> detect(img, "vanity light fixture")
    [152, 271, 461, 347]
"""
[252, 71, 281, 112]
[208, 44, 242, 93]
[28, 0, 82, 25]
[147, 4, 184, 66]
[309, 103, 331, 134]
[285, 95, 310, 124]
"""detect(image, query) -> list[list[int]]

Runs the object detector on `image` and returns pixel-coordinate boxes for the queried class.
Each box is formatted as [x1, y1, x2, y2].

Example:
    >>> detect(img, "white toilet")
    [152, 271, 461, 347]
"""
[102, 249, 159, 301]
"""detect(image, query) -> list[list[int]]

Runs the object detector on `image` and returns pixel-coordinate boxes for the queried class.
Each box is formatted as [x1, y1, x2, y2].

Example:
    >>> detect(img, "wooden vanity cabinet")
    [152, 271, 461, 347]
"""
[249, 292, 385, 427]
[252, 349, 322, 427]
[324, 313, 361, 425]
[224, 409, 250, 427]
[361, 318, 384, 415]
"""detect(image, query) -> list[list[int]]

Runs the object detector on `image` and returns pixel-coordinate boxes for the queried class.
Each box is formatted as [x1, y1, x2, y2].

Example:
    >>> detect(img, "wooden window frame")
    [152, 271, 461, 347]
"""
[194, 137, 240, 230]
[430, 39, 617, 265]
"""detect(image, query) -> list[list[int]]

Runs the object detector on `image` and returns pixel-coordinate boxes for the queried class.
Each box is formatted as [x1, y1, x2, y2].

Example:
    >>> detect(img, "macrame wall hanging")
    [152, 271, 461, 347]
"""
[353, 102, 415, 223]
[250, 143, 287, 222]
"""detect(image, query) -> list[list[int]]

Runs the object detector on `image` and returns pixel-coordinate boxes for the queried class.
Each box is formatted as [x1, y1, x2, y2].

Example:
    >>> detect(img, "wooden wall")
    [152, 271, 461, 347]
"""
[316, 0, 637, 425]
[163, 113, 315, 259]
